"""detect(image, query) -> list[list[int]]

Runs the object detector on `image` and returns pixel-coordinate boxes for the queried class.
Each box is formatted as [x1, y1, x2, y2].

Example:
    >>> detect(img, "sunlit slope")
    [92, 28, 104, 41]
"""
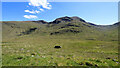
[2, 16, 118, 41]
[2, 16, 119, 66]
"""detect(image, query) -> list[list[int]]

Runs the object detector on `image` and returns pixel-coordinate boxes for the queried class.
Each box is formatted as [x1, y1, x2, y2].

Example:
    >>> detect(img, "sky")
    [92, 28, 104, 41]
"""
[2, 2, 118, 25]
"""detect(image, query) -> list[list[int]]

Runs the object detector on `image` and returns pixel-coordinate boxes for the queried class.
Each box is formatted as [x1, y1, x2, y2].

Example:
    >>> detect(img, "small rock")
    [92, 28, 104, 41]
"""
[112, 59, 116, 62]
[27, 50, 30, 52]
[42, 56, 45, 58]
[20, 48, 24, 51]
[67, 58, 70, 59]
[16, 56, 23, 60]
[106, 57, 111, 59]
[116, 62, 119, 64]
[51, 57, 53, 59]
[31, 55, 34, 57]
[48, 61, 50, 63]
[95, 64, 98, 67]
[31, 53, 36, 55]
[79, 62, 84, 65]
[85, 62, 93, 66]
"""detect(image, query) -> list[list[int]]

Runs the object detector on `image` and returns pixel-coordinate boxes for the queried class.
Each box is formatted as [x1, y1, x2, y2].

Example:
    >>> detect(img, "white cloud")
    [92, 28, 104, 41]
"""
[24, 0, 52, 19]
[35, 10, 40, 13]
[28, 3, 31, 5]
[25, 10, 40, 14]
[40, 8, 44, 11]
[28, 0, 52, 10]
[24, 15, 38, 19]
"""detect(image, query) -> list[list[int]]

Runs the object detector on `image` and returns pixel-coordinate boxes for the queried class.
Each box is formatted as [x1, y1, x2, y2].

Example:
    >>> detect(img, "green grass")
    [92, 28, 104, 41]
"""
[1, 21, 119, 66]
[2, 35, 118, 66]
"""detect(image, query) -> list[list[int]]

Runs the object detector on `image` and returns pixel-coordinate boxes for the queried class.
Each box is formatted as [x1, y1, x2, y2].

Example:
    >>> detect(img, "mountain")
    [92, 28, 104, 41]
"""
[49, 16, 86, 24]
[2, 16, 118, 41]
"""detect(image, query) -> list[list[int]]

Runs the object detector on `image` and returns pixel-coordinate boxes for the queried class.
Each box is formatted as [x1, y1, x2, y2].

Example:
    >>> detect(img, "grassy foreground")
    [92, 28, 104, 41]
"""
[2, 35, 118, 66]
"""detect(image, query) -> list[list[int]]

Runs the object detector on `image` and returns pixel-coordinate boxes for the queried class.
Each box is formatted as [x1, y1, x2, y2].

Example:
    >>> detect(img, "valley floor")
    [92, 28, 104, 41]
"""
[2, 35, 118, 66]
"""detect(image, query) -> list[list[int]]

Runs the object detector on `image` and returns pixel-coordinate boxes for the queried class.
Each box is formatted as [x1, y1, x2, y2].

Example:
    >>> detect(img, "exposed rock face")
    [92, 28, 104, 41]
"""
[48, 16, 87, 24]
[49, 16, 73, 24]
[32, 16, 92, 25]
[71, 16, 86, 22]
[50, 29, 81, 35]
[18, 28, 37, 36]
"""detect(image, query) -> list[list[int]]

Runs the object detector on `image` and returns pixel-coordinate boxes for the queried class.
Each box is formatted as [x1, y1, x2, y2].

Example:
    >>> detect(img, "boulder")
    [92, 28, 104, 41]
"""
[54, 46, 61, 49]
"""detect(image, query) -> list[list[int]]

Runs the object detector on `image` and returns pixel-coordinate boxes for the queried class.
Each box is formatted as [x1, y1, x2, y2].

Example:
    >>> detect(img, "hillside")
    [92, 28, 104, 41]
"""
[2, 16, 119, 66]
[2, 16, 118, 41]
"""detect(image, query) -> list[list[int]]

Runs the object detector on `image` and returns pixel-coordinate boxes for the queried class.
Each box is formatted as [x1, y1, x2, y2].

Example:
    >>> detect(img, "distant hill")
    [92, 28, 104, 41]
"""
[2, 16, 118, 41]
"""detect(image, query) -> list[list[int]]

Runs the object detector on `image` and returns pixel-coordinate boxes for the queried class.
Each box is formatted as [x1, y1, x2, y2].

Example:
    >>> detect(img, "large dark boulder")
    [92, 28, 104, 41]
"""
[54, 46, 61, 49]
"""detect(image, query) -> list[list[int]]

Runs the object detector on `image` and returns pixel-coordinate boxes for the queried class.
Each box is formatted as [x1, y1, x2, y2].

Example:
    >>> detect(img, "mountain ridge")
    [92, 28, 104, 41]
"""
[30, 16, 118, 26]
[2, 16, 118, 26]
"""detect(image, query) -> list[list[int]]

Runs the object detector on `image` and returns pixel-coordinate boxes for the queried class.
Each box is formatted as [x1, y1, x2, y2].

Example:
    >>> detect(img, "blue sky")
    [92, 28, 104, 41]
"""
[2, 2, 118, 25]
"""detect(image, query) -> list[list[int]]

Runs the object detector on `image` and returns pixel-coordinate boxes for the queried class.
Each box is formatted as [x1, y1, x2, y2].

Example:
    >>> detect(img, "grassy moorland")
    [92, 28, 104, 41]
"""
[2, 16, 119, 66]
